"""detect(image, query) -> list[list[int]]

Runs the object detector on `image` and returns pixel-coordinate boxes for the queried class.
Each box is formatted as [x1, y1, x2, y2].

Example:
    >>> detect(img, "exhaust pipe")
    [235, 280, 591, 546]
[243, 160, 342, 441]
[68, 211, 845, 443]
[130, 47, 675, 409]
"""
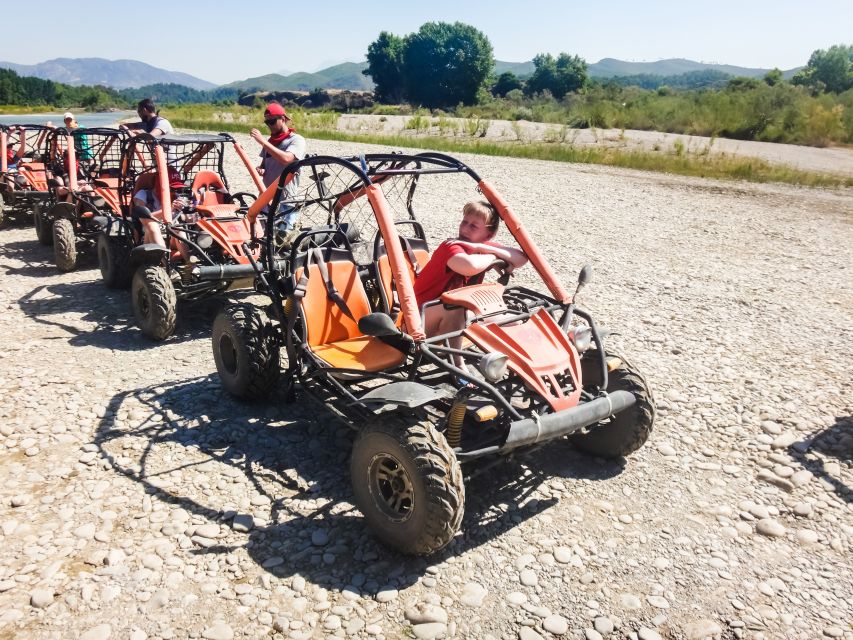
[503, 390, 636, 450]
[193, 259, 288, 282]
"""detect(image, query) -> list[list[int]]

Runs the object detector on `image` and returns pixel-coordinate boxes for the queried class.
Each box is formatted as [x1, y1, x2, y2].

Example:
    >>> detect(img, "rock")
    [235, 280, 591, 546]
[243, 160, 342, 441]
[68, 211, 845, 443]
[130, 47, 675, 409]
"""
[519, 628, 545, 640]
[793, 502, 813, 517]
[311, 529, 329, 546]
[647, 595, 669, 608]
[80, 625, 112, 640]
[683, 619, 723, 639]
[789, 470, 813, 487]
[412, 622, 447, 639]
[795, 529, 819, 545]
[755, 519, 786, 538]
[261, 556, 284, 569]
[771, 432, 798, 449]
[201, 623, 234, 640]
[553, 547, 573, 563]
[194, 524, 220, 538]
[460, 582, 487, 607]
[323, 615, 341, 630]
[232, 514, 254, 532]
[73, 523, 96, 539]
[406, 602, 448, 624]
[506, 592, 527, 605]
[756, 470, 794, 492]
[519, 569, 538, 586]
[10, 495, 29, 507]
[657, 442, 677, 456]
[638, 629, 663, 640]
[619, 593, 642, 609]
[30, 588, 54, 608]
[585, 630, 603, 640]
[594, 617, 614, 635]
[544, 615, 569, 634]
[823, 626, 844, 638]
[376, 587, 398, 603]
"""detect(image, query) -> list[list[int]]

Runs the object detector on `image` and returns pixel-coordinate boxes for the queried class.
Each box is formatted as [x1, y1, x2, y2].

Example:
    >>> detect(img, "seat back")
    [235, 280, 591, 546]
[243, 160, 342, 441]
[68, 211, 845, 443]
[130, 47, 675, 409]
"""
[373, 221, 430, 322]
[294, 246, 372, 347]
[191, 170, 228, 206]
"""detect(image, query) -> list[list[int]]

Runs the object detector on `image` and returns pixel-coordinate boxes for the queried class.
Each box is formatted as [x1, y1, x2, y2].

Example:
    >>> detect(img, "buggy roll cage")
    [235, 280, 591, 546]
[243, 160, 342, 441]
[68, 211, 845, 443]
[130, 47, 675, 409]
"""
[1, 123, 53, 172]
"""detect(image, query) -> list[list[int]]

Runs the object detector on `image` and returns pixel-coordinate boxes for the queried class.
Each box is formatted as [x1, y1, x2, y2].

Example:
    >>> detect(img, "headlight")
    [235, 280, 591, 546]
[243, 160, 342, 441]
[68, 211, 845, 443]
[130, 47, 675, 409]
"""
[478, 352, 509, 382]
[569, 326, 593, 352]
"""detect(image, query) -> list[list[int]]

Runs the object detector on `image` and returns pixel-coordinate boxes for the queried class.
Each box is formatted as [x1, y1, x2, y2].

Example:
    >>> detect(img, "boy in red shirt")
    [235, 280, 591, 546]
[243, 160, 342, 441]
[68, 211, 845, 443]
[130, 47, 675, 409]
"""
[414, 200, 527, 362]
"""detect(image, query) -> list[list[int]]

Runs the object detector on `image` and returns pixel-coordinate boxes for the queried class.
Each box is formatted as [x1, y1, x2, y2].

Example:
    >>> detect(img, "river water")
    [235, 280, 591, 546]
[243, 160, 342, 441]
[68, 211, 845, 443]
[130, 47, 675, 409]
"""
[0, 111, 134, 128]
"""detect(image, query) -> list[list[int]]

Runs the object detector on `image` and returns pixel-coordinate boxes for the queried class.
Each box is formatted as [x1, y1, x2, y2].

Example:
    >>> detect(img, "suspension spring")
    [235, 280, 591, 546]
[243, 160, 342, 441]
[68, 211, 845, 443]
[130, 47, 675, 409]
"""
[446, 397, 467, 448]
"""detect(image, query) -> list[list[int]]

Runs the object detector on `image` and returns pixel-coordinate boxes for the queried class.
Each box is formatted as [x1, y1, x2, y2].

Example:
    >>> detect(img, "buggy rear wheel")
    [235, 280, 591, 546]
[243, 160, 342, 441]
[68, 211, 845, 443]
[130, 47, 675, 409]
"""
[132, 265, 176, 340]
[52, 218, 77, 272]
[98, 233, 132, 289]
[351, 414, 464, 555]
[212, 304, 281, 400]
[33, 203, 53, 245]
[570, 355, 655, 458]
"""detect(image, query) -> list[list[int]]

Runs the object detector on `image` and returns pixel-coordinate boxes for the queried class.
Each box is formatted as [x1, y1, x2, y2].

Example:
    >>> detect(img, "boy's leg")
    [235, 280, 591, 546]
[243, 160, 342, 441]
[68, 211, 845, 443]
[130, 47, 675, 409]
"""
[424, 305, 468, 371]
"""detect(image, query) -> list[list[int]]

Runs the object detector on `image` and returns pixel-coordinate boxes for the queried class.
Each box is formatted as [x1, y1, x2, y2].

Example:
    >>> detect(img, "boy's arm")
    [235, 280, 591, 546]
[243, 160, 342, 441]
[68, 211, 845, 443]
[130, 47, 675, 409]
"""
[449, 241, 528, 270]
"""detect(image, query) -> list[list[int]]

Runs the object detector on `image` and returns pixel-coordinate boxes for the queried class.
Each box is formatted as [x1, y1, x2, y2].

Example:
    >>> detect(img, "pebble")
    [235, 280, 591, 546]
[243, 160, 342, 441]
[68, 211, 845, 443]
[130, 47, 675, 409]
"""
[460, 582, 488, 607]
[201, 623, 234, 640]
[795, 529, 819, 545]
[30, 588, 54, 608]
[638, 629, 663, 640]
[412, 622, 447, 639]
[80, 625, 112, 640]
[519, 569, 538, 586]
[376, 587, 398, 603]
[406, 602, 448, 624]
[755, 519, 786, 537]
[619, 593, 642, 609]
[683, 619, 723, 640]
[585, 630, 603, 640]
[544, 615, 569, 634]
[519, 628, 545, 640]
[594, 617, 614, 635]
[311, 529, 329, 546]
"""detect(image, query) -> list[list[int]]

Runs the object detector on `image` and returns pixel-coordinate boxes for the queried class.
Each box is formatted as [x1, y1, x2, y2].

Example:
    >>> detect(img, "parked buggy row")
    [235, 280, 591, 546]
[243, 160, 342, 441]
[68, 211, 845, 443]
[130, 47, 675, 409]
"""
[1, 123, 655, 555]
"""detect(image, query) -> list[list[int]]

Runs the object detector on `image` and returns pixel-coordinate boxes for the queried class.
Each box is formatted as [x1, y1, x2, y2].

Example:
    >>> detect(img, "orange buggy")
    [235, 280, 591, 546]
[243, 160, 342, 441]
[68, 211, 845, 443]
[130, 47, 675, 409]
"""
[107, 132, 265, 339]
[211, 152, 655, 554]
[0, 124, 53, 226]
[36, 127, 129, 272]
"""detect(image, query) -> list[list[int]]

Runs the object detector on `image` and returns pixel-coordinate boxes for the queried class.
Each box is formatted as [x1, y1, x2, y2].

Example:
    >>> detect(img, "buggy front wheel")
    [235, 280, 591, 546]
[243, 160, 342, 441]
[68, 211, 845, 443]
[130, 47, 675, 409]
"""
[212, 304, 281, 400]
[98, 233, 132, 289]
[570, 355, 655, 458]
[52, 218, 77, 272]
[132, 265, 176, 340]
[33, 203, 53, 245]
[351, 415, 464, 555]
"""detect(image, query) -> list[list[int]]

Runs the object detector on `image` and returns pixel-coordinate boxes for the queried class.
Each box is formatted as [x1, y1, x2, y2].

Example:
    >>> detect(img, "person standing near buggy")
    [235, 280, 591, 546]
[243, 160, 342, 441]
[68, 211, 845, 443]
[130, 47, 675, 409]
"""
[250, 102, 305, 236]
[120, 98, 174, 137]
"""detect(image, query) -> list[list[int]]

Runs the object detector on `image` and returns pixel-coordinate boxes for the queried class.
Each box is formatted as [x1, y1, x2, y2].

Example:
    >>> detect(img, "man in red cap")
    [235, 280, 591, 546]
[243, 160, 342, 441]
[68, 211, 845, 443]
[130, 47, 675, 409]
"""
[250, 101, 306, 233]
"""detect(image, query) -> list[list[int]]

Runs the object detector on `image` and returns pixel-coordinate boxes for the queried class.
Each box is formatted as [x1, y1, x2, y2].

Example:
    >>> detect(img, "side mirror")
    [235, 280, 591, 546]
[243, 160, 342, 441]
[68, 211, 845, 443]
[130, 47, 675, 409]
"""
[358, 312, 401, 338]
[575, 264, 593, 295]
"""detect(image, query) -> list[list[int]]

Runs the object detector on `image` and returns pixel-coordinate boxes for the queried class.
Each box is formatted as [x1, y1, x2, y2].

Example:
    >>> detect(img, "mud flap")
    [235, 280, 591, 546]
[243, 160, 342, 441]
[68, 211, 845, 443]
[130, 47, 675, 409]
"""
[130, 244, 168, 269]
[357, 381, 449, 410]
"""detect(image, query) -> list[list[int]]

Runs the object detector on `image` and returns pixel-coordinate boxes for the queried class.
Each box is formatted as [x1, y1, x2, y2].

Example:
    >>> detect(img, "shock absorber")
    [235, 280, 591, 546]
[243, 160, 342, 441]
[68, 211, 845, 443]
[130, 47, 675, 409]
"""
[283, 297, 293, 321]
[446, 392, 469, 449]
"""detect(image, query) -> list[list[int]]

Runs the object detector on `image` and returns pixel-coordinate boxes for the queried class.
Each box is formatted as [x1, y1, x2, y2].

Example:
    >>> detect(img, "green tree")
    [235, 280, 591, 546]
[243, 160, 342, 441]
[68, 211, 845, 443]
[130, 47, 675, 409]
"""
[763, 68, 784, 86]
[363, 31, 405, 103]
[794, 44, 853, 93]
[525, 52, 588, 99]
[492, 71, 522, 97]
[401, 22, 494, 108]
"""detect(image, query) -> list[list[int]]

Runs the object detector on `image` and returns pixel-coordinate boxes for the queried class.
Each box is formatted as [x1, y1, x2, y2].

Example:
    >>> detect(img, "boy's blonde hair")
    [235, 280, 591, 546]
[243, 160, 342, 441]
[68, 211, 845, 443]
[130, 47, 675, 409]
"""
[463, 200, 499, 234]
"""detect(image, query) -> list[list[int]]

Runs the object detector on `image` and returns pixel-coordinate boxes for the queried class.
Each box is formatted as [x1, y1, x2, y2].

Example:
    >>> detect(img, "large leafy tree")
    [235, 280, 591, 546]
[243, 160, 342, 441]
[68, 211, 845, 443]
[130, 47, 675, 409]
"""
[363, 31, 405, 103]
[492, 72, 523, 97]
[401, 22, 494, 108]
[526, 53, 588, 99]
[793, 44, 853, 93]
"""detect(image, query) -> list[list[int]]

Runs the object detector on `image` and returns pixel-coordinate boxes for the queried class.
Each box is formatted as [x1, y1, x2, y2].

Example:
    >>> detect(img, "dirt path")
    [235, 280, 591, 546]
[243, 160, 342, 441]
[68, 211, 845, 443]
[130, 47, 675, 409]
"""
[0, 136, 851, 640]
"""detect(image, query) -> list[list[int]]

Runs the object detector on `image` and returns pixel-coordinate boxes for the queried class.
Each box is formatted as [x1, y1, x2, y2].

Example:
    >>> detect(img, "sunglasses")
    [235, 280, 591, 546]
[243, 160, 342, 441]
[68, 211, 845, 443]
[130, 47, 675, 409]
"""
[264, 117, 280, 126]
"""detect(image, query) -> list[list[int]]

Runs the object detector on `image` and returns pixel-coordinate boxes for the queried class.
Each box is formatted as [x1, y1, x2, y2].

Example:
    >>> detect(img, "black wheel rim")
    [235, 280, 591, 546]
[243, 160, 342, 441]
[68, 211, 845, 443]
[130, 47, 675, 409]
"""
[218, 333, 238, 376]
[367, 453, 414, 522]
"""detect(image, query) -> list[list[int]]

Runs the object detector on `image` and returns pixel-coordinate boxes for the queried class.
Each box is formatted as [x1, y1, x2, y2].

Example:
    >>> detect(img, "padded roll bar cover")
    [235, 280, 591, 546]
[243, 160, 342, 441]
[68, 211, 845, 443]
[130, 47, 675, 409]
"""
[478, 180, 572, 304]
[65, 131, 78, 192]
[366, 184, 425, 341]
[232, 142, 264, 192]
[154, 146, 173, 224]
[1, 130, 6, 172]
[246, 172, 296, 225]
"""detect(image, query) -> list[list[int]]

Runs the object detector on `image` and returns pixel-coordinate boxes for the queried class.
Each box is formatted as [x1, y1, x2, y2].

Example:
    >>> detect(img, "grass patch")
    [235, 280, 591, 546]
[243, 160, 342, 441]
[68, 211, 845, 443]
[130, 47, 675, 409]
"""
[170, 116, 853, 189]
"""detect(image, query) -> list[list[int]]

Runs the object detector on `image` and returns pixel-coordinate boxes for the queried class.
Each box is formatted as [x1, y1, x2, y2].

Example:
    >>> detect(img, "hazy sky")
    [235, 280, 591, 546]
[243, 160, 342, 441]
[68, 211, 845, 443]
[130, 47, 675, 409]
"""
[3, 0, 851, 85]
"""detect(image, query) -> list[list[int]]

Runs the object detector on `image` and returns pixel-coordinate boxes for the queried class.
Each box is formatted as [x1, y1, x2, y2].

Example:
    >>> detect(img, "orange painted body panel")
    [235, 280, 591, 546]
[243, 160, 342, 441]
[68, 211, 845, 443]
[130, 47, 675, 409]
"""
[16, 162, 49, 192]
[464, 308, 582, 412]
[193, 214, 259, 265]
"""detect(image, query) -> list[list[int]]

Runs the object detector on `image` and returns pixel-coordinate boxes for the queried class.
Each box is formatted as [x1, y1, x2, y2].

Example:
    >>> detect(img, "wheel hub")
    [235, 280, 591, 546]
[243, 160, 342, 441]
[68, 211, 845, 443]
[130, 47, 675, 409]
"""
[368, 453, 414, 522]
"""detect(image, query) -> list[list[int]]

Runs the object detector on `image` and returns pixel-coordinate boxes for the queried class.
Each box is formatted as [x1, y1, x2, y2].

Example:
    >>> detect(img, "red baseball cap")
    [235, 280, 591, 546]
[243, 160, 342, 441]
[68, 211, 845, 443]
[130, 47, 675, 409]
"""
[263, 103, 291, 120]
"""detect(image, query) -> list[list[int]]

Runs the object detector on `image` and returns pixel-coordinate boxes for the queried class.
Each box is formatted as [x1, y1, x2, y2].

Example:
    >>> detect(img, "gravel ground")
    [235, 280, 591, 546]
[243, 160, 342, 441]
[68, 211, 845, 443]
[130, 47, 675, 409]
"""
[0, 135, 851, 640]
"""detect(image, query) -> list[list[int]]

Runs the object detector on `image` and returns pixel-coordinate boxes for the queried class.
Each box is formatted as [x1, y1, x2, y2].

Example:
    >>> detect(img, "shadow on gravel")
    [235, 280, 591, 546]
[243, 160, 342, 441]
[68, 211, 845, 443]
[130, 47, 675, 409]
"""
[17, 280, 242, 350]
[94, 376, 626, 595]
[0, 238, 67, 278]
[788, 415, 852, 503]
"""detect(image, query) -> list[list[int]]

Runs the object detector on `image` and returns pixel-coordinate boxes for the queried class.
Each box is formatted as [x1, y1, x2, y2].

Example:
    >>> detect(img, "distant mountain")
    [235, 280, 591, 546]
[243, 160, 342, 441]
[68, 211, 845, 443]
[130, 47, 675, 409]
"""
[225, 62, 373, 92]
[494, 60, 536, 77]
[0, 58, 216, 90]
[587, 58, 799, 79]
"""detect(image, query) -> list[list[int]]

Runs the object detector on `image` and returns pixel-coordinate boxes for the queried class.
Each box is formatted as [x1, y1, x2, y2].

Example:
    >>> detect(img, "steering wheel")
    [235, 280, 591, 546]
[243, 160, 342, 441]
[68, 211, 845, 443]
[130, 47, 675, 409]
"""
[474, 257, 511, 286]
[230, 191, 257, 209]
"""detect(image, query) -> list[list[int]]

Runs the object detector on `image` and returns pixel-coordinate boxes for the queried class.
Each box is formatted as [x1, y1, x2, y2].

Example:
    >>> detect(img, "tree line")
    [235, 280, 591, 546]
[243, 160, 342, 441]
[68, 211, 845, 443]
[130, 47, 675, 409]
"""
[364, 25, 853, 107]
